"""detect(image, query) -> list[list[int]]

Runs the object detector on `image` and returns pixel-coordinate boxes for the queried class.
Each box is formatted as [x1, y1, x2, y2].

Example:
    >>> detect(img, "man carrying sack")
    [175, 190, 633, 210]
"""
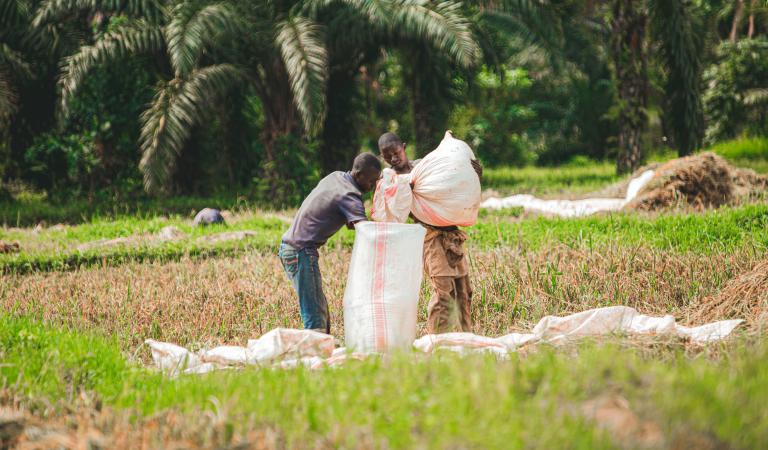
[377, 132, 482, 334]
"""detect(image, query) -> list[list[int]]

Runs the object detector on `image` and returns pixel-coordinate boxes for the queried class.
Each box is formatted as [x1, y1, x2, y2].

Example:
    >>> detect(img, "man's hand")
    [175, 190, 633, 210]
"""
[471, 159, 483, 181]
[347, 219, 366, 230]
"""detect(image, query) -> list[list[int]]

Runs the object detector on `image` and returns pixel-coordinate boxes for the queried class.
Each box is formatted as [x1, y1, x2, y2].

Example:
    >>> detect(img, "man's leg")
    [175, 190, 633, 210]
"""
[426, 276, 461, 334]
[455, 275, 473, 332]
[305, 251, 330, 334]
[279, 244, 329, 332]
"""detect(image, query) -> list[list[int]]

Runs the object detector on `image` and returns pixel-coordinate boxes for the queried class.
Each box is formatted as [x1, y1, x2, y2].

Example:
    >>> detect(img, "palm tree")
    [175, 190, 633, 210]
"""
[48, 0, 481, 197]
[1, 0, 77, 179]
[399, 0, 564, 157]
[38, 0, 241, 193]
[586, 0, 704, 173]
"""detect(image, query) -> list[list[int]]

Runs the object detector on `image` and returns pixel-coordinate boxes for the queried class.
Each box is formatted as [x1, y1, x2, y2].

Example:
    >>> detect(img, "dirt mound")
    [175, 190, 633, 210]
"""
[689, 258, 768, 327]
[624, 152, 767, 211]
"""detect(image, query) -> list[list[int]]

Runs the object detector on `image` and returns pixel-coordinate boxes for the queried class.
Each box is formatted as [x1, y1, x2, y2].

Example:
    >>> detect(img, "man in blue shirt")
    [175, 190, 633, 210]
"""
[280, 153, 382, 333]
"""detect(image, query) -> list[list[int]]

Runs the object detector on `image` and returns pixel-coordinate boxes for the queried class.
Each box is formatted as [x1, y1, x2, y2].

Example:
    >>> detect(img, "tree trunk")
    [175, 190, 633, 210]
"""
[747, 0, 757, 38]
[319, 68, 362, 174]
[257, 58, 303, 203]
[405, 47, 453, 157]
[611, 0, 648, 174]
[731, 0, 745, 42]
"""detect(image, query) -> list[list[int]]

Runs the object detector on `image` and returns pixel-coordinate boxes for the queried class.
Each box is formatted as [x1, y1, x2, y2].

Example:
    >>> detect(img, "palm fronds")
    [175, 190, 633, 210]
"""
[277, 16, 328, 134]
[165, 1, 239, 77]
[0, 42, 34, 79]
[0, 69, 18, 120]
[33, 0, 163, 27]
[139, 63, 240, 193]
[58, 21, 163, 113]
[392, 0, 480, 67]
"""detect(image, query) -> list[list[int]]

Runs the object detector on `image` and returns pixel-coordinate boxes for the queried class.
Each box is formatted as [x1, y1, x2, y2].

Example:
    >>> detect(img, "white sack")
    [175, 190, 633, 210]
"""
[481, 170, 656, 217]
[409, 132, 481, 226]
[145, 339, 202, 376]
[372, 131, 481, 226]
[246, 328, 335, 364]
[415, 306, 743, 356]
[343, 222, 426, 353]
[371, 168, 413, 223]
[413, 333, 510, 359]
[201, 346, 250, 365]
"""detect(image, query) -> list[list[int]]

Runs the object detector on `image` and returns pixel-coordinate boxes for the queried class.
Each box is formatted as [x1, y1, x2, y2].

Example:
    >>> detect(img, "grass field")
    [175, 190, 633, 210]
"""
[2, 138, 768, 448]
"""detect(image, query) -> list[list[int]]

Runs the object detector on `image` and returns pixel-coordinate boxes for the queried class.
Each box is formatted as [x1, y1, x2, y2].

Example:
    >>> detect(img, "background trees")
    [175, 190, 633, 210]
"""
[1, 0, 767, 203]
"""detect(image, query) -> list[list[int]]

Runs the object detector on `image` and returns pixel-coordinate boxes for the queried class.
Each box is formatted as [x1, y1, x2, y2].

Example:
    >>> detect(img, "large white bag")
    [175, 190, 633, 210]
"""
[343, 222, 426, 353]
[409, 131, 481, 226]
[372, 131, 481, 227]
[371, 168, 412, 223]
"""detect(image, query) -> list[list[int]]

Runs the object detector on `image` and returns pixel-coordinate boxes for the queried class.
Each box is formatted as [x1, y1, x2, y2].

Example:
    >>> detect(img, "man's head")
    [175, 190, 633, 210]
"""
[377, 132, 409, 173]
[351, 152, 382, 193]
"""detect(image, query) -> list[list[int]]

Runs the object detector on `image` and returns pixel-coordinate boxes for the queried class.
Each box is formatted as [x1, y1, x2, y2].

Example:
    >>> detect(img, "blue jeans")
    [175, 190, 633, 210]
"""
[278, 242, 329, 333]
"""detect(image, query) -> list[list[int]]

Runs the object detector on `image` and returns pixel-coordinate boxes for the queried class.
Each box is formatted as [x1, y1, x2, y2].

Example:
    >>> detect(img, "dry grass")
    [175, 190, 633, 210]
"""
[689, 257, 768, 327]
[3, 243, 764, 354]
[625, 152, 768, 211]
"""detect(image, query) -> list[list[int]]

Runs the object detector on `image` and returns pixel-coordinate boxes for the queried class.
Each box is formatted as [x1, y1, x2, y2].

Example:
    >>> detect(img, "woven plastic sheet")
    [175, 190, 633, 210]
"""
[146, 307, 741, 374]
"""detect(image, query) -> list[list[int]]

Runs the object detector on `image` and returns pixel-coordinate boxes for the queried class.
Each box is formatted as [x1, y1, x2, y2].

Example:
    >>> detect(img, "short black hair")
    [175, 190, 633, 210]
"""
[377, 132, 403, 151]
[352, 152, 382, 174]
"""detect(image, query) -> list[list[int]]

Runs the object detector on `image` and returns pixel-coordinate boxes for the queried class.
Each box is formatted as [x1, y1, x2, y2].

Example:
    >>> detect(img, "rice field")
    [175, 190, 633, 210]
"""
[2, 145, 768, 449]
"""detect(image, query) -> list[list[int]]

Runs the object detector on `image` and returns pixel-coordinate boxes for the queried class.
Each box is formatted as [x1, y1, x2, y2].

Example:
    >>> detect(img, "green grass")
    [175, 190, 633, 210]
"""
[4, 203, 766, 274]
[3, 314, 768, 448]
[0, 192, 252, 227]
[472, 204, 768, 253]
[709, 136, 768, 161]
[0, 213, 288, 274]
[484, 136, 768, 198]
[0, 315, 768, 448]
[483, 160, 619, 196]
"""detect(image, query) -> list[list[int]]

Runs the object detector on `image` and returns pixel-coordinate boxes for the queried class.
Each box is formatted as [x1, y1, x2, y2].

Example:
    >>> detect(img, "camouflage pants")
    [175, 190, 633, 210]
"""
[426, 274, 472, 334]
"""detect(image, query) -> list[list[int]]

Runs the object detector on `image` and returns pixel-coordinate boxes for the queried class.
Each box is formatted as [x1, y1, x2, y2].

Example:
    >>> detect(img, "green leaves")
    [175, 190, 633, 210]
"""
[277, 16, 328, 135]
[139, 64, 240, 193]
[166, 1, 239, 77]
[58, 21, 163, 114]
[33, 0, 164, 27]
[392, 0, 480, 67]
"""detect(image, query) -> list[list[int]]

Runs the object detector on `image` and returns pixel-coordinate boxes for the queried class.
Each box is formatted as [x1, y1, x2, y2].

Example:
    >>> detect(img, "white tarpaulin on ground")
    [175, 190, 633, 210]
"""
[146, 307, 742, 375]
[415, 306, 743, 357]
[480, 170, 656, 217]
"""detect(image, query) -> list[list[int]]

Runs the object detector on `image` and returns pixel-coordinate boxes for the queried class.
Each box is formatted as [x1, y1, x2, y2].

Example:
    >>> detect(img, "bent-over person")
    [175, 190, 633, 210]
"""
[279, 153, 382, 333]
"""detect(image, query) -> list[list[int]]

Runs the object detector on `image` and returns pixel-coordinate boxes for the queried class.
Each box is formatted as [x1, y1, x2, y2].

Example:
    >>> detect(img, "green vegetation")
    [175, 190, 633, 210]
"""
[3, 203, 767, 274]
[710, 136, 768, 173]
[474, 204, 768, 254]
[2, 314, 767, 448]
[482, 160, 619, 196]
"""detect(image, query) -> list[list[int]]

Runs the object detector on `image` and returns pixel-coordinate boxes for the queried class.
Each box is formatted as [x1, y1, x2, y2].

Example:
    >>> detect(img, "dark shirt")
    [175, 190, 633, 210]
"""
[282, 171, 367, 254]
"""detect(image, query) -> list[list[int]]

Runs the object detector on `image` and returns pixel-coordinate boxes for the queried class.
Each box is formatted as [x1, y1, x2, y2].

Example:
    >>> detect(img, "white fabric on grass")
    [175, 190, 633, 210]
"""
[481, 170, 656, 217]
[146, 306, 742, 375]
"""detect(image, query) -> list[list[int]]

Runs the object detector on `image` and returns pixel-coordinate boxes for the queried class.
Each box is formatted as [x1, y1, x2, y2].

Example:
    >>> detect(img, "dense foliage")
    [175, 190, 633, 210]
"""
[1, 0, 767, 204]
